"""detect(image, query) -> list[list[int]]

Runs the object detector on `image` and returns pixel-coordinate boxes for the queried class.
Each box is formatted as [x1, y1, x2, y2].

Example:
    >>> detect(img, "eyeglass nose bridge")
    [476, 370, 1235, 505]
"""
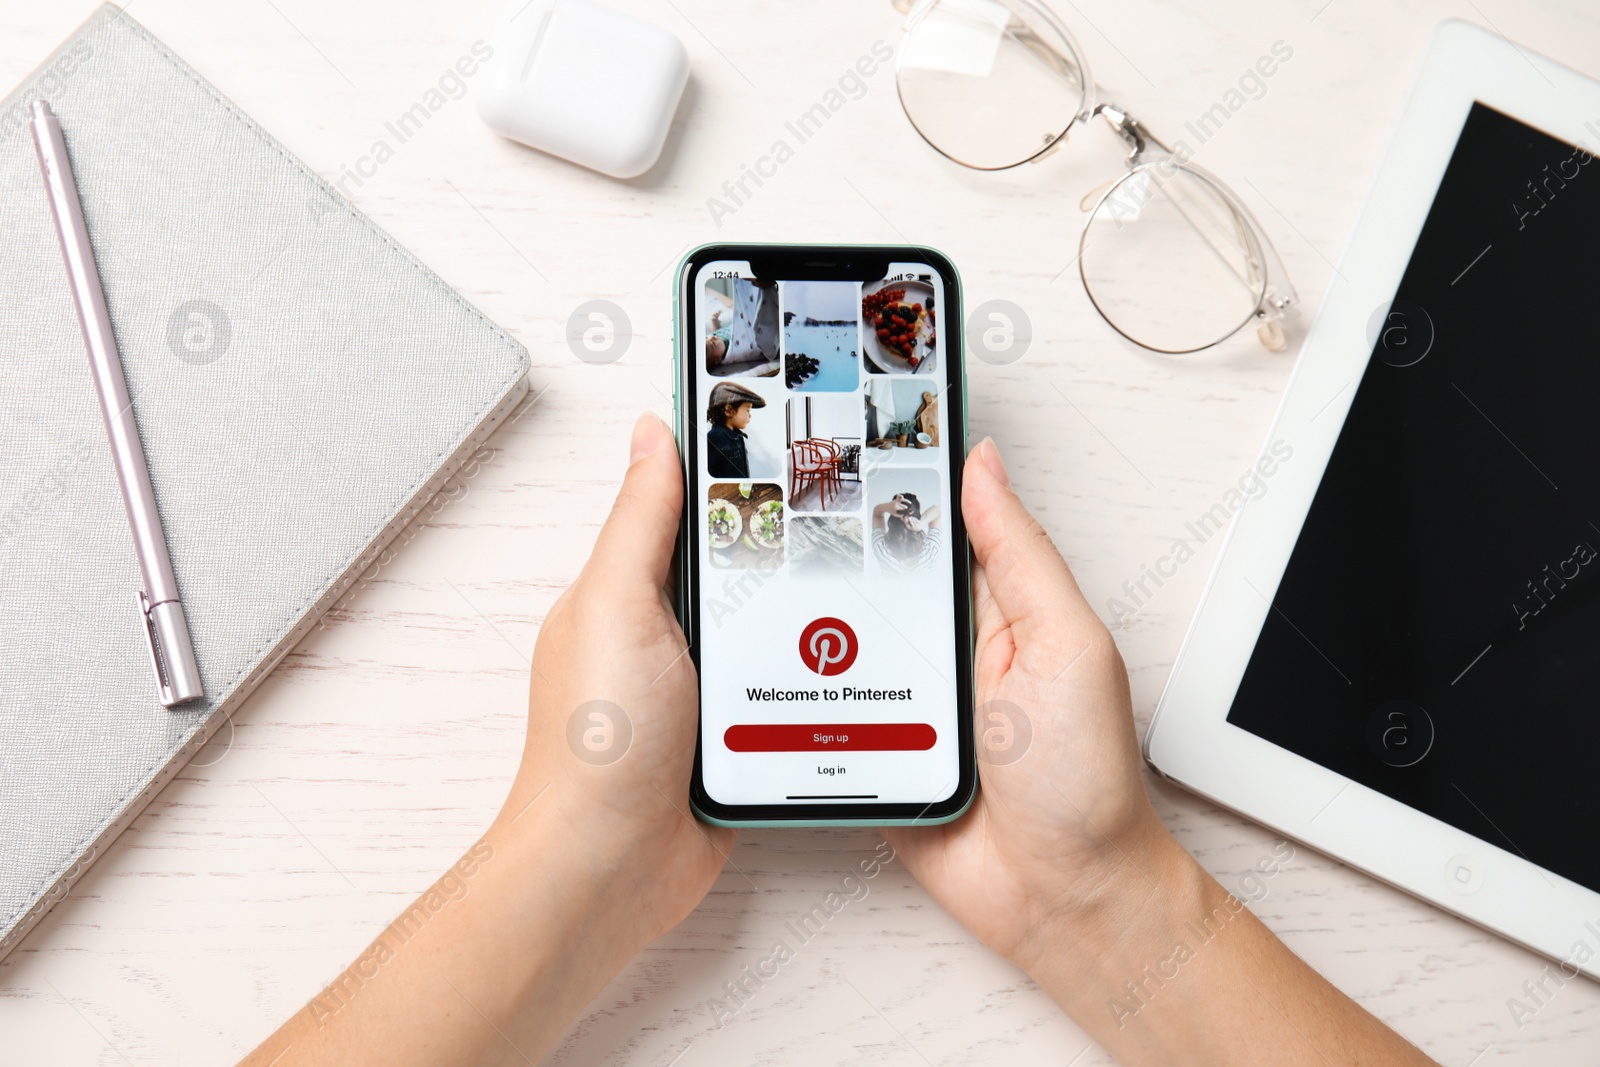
[1072, 102, 1171, 209]
[1093, 102, 1172, 165]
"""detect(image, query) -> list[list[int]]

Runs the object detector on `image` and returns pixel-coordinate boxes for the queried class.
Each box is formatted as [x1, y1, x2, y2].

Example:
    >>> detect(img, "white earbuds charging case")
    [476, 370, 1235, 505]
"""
[472, 0, 689, 179]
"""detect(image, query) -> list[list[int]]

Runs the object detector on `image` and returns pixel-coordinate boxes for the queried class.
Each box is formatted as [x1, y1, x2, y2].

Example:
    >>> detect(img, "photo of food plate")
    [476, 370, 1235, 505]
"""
[750, 498, 784, 550]
[707, 497, 743, 550]
[706, 483, 784, 569]
[861, 279, 937, 376]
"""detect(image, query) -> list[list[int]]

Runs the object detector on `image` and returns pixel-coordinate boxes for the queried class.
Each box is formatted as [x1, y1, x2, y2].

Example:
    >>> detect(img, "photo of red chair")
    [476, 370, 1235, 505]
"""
[790, 439, 841, 511]
[786, 394, 864, 513]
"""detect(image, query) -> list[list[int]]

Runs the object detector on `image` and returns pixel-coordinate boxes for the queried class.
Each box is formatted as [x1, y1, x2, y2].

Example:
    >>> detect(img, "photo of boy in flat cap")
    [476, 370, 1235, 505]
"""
[706, 382, 768, 479]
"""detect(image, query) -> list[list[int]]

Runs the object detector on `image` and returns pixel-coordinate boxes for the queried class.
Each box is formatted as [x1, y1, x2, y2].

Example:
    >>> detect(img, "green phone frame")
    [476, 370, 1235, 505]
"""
[671, 243, 977, 828]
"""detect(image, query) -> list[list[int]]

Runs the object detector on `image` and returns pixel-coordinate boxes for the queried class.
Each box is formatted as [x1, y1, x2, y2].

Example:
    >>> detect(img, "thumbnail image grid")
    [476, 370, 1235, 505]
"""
[697, 268, 946, 582]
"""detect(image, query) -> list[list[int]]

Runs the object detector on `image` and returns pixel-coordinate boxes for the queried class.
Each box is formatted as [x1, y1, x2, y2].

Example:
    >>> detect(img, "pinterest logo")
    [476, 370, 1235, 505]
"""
[799, 617, 858, 676]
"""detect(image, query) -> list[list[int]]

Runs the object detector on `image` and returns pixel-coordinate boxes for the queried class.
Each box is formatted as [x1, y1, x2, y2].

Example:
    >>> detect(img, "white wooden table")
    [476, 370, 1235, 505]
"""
[4, 0, 1598, 1062]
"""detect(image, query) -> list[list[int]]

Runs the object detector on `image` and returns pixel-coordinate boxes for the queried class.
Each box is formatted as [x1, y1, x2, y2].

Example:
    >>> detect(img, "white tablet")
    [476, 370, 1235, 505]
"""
[1145, 19, 1600, 978]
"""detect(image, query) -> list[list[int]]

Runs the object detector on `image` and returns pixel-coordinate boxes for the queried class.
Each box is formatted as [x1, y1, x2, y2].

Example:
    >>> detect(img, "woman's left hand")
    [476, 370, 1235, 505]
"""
[241, 413, 733, 1067]
[497, 412, 734, 951]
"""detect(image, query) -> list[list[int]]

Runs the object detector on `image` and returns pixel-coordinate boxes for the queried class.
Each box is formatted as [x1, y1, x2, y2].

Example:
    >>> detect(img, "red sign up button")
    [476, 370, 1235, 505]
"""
[724, 723, 936, 752]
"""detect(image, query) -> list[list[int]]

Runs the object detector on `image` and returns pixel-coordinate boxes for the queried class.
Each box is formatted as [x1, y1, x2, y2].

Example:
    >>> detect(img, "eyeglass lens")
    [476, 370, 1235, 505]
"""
[896, 0, 1086, 171]
[1081, 166, 1267, 353]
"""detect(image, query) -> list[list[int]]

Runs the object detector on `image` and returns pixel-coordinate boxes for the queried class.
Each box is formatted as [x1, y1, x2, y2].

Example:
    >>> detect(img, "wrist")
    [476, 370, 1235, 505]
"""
[1010, 817, 1214, 1000]
[487, 787, 659, 964]
[495, 770, 713, 955]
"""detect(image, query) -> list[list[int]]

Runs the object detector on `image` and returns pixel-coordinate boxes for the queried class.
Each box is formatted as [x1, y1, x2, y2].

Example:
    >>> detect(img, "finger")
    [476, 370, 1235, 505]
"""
[588, 413, 682, 590]
[880, 823, 939, 874]
[960, 438, 1102, 641]
[971, 560, 997, 628]
[969, 564, 1013, 688]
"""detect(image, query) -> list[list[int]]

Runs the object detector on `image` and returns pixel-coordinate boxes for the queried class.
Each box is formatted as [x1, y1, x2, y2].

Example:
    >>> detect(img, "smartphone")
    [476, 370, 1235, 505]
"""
[673, 243, 976, 826]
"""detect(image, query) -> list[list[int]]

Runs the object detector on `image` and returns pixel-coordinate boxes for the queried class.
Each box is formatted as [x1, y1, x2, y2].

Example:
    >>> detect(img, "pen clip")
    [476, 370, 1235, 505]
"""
[137, 589, 177, 706]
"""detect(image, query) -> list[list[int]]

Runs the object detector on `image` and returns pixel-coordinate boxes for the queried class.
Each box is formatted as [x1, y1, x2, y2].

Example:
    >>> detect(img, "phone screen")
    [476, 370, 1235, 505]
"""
[678, 247, 973, 821]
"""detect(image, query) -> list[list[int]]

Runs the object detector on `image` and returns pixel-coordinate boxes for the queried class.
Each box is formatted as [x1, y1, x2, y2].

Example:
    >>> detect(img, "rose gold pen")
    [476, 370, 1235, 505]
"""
[30, 100, 204, 707]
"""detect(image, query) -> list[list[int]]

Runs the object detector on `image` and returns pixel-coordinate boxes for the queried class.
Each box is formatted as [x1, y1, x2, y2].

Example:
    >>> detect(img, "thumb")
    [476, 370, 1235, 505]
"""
[588, 413, 682, 590]
[961, 438, 1102, 641]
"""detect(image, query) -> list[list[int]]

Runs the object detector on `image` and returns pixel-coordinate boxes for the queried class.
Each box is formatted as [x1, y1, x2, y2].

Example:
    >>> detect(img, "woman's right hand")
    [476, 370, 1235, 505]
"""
[886, 439, 1440, 1067]
[884, 438, 1185, 979]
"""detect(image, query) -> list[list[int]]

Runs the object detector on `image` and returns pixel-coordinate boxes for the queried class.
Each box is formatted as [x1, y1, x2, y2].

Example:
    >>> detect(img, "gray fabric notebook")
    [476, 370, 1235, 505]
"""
[0, 5, 530, 960]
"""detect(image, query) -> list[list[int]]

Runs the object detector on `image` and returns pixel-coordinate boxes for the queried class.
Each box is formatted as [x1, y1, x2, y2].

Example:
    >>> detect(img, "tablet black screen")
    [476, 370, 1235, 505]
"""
[1227, 102, 1600, 894]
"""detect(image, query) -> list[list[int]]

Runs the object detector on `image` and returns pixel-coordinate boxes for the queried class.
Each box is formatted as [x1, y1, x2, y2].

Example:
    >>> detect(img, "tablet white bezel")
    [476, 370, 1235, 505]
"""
[1144, 19, 1600, 977]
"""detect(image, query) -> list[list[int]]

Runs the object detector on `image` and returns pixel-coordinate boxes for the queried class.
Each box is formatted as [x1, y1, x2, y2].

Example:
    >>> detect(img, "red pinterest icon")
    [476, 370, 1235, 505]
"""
[799, 617, 858, 676]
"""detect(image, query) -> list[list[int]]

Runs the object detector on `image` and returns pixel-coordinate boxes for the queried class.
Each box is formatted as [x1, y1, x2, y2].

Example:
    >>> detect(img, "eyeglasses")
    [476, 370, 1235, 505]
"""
[892, 0, 1298, 354]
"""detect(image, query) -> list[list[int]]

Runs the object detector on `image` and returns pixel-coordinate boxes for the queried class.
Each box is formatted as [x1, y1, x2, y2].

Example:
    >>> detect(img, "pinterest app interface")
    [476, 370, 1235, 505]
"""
[693, 261, 961, 806]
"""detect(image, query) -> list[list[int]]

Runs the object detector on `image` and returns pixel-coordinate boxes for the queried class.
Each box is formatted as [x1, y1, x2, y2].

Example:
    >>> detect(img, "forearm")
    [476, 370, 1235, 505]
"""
[241, 798, 639, 1067]
[1019, 828, 1438, 1067]
[238, 413, 725, 1065]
